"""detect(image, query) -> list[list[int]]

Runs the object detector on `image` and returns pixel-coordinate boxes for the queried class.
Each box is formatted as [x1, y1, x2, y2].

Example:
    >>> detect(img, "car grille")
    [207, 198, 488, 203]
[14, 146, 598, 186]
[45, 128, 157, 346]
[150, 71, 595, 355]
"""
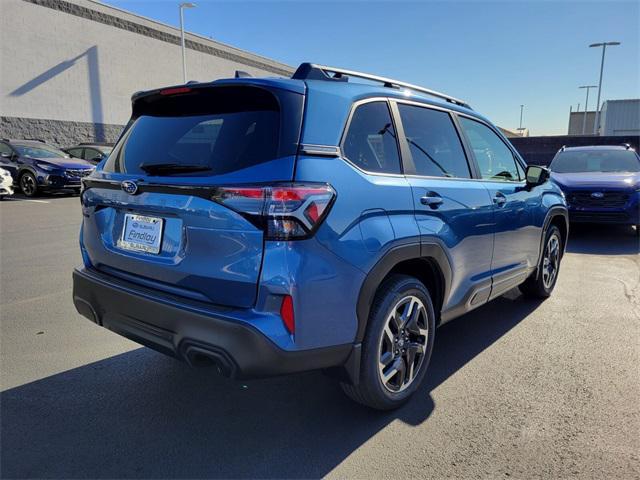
[568, 191, 629, 208]
[65, 169, 93, 178]
[570, 212, 630, 222]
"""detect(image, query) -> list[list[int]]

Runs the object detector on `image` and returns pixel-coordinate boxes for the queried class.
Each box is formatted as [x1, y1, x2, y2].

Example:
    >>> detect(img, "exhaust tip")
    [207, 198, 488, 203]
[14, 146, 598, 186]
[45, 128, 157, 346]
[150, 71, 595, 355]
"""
[181, 342, 236, 377]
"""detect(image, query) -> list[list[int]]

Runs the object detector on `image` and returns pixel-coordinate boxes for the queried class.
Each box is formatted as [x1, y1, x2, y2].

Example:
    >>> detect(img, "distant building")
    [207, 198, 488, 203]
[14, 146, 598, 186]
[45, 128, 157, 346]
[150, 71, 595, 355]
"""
[599, 99, 640, 136]
[568, 110, 596, 135]
[568, 99, 639, 136]
[499, 127, 529, 138]
[0, 0, 293, 145]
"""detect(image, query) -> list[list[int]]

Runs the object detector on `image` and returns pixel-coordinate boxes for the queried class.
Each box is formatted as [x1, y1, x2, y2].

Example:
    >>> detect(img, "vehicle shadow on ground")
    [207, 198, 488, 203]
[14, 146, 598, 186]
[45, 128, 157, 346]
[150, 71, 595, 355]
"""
[566, 223, 639, 256]
[1, 290, 540, 479]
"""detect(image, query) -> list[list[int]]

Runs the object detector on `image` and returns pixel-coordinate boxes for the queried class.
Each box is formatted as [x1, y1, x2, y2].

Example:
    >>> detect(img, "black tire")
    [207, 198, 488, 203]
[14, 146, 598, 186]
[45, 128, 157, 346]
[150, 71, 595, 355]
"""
[19, 172, 39, 197]
[519, 225, 563, 299]
[341, 275, 436, 410]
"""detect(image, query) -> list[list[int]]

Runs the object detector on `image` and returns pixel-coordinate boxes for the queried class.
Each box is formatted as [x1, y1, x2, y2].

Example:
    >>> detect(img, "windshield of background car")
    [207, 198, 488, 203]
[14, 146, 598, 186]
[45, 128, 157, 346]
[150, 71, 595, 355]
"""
[551, 150, 640, 173]
[104, 86, 285, 176]
[14, 144, 70, 159]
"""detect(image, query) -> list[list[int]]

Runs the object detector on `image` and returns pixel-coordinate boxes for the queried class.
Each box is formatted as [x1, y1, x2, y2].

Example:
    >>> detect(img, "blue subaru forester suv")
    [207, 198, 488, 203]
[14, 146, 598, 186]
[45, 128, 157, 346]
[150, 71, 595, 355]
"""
[73, 64, 568, 409]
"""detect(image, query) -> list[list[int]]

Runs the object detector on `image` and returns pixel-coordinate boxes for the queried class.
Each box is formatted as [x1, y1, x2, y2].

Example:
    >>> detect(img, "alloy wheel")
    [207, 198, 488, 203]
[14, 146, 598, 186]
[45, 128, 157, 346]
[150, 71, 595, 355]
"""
[542, 233, 560, 289]
[378, 295, 429, 393]
[20, 174, 36, 196]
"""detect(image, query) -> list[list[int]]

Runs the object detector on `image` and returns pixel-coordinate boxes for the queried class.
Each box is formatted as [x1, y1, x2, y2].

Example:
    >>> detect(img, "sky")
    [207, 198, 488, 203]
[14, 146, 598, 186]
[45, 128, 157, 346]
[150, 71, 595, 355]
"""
[104, 0, 639, 136]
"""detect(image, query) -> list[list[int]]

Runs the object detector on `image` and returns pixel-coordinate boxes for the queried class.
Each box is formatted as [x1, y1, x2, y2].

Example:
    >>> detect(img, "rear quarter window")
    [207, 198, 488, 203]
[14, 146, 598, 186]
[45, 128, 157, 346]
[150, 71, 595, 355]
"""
[342, 101, 401, 175]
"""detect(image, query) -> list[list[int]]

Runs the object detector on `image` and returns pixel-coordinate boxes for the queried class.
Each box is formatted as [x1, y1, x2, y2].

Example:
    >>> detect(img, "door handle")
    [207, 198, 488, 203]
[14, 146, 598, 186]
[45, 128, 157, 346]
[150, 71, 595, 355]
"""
[420, 193, 443, 208]
[493, 192, 507, 206]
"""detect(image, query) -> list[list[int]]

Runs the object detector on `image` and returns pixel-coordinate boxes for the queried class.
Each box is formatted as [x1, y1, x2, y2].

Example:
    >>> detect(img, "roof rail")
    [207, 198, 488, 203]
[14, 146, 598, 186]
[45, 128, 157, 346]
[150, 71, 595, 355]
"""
[291, 63, 471, 108]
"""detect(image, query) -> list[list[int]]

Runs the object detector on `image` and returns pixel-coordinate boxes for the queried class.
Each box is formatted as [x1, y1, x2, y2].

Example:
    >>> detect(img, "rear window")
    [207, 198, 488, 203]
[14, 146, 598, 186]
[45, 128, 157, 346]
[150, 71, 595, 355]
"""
[104, 86, 289, 176]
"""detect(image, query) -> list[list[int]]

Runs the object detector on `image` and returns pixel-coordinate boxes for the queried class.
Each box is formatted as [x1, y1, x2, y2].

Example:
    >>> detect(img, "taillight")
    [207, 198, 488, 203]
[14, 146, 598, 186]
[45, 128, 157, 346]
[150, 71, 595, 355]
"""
[212, 183, 336, 240]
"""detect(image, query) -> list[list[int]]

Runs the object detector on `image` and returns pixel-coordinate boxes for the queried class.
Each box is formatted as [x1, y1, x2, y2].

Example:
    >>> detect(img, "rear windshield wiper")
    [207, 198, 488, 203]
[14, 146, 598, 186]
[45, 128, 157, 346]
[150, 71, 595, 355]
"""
[139, 163, 212, 175]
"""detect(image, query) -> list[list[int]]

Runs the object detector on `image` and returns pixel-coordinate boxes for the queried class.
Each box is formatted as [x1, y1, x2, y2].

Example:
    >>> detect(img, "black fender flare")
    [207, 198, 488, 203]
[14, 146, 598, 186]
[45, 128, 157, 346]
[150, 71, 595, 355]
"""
[535, 206, 569, 279]
[17, 166, 39, 180]
[355, 241, 452, 343]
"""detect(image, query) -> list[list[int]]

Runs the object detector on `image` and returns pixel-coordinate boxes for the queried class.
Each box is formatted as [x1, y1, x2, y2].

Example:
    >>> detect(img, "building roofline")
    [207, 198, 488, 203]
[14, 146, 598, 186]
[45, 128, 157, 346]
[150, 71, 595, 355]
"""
[85, 0, 293, 71]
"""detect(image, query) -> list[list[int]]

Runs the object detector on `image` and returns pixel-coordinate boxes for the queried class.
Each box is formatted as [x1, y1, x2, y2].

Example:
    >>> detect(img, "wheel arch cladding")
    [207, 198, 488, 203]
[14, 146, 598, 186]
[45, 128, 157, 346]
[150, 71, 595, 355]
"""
[533, 207, 569, 281]
[544, 206, 569, 255]
[355, 242, 452, 342]
[549, 214, 568, 255]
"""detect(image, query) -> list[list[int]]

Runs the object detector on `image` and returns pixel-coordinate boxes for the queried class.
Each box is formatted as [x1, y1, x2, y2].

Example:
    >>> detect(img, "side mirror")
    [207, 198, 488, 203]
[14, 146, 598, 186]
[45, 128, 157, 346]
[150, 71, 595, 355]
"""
[0, 152, 11, 159]
[525, 165, 550, 187]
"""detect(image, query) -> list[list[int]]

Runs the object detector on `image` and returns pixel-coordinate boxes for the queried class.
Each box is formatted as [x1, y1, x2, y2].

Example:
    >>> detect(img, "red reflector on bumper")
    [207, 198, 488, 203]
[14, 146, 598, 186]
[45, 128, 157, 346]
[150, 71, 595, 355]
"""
[280, 295, 295, 334]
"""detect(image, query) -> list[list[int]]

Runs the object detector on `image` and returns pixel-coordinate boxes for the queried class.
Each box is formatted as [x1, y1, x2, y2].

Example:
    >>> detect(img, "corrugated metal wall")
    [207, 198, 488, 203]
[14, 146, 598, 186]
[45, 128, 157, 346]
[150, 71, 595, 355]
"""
[601, 100, 640, 136]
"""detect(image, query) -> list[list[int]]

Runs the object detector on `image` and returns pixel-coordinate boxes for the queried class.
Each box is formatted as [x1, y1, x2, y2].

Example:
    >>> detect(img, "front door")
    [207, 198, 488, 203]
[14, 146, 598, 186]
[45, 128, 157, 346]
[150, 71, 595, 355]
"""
[457, 116, 541, 299]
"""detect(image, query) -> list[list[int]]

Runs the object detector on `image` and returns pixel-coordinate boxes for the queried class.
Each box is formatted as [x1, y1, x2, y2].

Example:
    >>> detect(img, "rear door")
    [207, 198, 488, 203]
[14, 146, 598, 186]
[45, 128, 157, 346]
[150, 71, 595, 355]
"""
[81, 83, 304, 308]
[457, 115, 541, 298]
[392, 101, 496, 317]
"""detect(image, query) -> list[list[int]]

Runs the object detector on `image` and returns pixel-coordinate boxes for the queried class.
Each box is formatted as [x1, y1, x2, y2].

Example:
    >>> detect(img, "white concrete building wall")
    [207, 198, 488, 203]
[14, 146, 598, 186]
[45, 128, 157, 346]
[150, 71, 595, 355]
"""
[0, 0, 293, 144]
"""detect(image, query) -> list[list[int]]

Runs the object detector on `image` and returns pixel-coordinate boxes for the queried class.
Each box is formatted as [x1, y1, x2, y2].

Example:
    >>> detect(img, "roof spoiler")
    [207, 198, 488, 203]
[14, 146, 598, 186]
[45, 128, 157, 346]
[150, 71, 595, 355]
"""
[292, 62, 471, 109]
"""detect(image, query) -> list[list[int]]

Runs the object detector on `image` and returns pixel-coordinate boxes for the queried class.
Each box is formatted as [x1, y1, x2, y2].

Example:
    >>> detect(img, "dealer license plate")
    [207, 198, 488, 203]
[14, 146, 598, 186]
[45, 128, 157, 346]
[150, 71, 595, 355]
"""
[118, 214, 164, 254]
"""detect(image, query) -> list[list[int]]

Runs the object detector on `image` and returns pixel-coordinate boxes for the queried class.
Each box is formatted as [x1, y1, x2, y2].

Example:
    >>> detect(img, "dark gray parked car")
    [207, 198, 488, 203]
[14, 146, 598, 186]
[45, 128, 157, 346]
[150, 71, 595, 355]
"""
[64, 142, 114, 164]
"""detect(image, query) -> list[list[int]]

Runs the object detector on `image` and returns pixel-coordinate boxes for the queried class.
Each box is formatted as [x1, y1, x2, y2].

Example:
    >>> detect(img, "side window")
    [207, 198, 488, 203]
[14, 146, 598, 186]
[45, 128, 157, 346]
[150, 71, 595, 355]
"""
[515, 158, 526, 179]
[459, 117, 522, 182]
[398, 104, 470, 178]
[0, 143, 13, 157]
[67, 148, 82, 158]
[83, 148, 101, 160]
[343, 101, 401, 174]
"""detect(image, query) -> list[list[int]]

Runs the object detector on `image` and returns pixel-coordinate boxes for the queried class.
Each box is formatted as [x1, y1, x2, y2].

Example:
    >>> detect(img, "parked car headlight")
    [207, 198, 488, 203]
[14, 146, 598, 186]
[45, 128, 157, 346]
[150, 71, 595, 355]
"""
[36, 162, 59, 172]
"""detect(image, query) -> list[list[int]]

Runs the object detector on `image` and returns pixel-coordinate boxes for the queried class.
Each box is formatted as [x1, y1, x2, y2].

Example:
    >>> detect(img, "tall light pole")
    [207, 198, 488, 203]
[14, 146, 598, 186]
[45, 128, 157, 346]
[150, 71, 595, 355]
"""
[589, 41, 620, 135]
[578, 85, 597, 135]
[519, 104, 524, 130]
[179, 2, 197, 83]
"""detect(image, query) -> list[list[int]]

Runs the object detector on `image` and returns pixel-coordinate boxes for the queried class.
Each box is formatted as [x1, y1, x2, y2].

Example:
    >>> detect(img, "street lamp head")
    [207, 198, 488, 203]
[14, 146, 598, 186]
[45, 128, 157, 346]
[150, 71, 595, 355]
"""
[589, 41, 621, 47]
[180, 2, 196, 8]
[579, 85, 598, 89]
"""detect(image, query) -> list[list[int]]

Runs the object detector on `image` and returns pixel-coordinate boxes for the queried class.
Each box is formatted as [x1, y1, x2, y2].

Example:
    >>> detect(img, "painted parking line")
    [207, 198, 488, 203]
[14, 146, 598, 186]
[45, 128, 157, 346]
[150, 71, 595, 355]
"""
[2, 198, 51, 204]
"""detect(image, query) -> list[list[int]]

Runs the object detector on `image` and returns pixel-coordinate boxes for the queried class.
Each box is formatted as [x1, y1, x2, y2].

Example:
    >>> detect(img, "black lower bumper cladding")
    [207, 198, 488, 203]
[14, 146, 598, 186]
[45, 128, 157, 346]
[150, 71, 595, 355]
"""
[72, 268, 351, 379]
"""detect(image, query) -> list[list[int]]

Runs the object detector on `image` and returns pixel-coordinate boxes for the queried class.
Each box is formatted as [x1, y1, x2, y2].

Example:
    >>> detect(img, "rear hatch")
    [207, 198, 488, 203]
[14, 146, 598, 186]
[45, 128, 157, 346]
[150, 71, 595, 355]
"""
[80, 82, 305, 308]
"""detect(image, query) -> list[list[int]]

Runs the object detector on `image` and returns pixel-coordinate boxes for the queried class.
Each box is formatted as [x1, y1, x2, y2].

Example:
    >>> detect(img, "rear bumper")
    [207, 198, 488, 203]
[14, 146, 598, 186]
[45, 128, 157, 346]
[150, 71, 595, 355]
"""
[72, 267, 352, 379]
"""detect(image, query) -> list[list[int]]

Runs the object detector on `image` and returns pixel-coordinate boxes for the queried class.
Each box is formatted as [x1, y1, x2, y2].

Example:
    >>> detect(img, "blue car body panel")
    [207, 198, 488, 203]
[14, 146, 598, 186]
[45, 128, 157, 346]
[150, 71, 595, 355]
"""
[73, 70, 569, 377]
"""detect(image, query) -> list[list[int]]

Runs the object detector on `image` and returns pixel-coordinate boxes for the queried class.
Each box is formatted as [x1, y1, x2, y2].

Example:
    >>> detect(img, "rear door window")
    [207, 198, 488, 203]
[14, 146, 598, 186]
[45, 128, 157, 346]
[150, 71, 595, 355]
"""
[83, 148, 101, 160]
[104, 86, 294, 176]
[342, 101, 401, 174]
[66, 148, 83, 158]
[398, 104, 470, 178]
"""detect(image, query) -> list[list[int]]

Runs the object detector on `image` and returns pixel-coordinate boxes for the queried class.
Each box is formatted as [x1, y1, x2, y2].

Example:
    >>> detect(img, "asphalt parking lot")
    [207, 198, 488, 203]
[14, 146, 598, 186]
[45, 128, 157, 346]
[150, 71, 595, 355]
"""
[1, 194, 638, 479]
